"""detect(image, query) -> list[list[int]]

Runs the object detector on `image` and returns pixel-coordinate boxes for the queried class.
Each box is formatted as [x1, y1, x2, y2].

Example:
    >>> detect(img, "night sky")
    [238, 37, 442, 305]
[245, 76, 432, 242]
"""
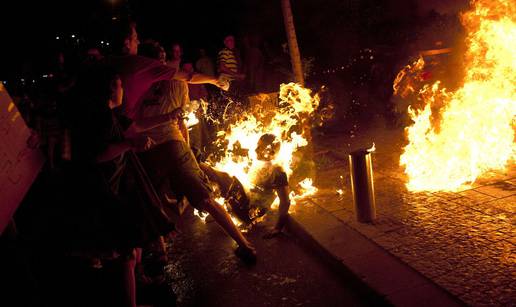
[0, 0, 469, 80]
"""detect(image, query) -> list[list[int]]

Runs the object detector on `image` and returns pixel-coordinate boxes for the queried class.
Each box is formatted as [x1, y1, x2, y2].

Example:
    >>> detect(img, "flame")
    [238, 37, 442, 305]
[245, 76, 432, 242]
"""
[212, 83, 319, 185]
[290, 178, 318, 207]
[393, 56, 426, 98]
[186, 111, 199, 128]
[214, 197, 226, 205]
[194, 198, 243, 228]
[186, 99, 201, 128]
[298, 178, 318, 196]
[270, 197, 280, 210]
[193, 208, 208, 223]
[399, 0, 516, 192]
[367, 142, 376, 153]
[209, 83, 319, 217]
[213, 196, 243, 228]
[270, 178, 318, 210]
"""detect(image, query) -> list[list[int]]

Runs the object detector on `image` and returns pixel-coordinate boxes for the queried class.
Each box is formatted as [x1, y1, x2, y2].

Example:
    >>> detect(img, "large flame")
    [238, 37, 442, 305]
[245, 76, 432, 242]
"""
[210, 83, 319, 216]
[399, 0, 516, 192]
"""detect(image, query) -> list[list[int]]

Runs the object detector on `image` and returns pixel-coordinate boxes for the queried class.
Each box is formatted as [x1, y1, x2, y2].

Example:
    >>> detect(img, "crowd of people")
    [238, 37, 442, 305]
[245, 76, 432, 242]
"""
[2, 18, 295, 307]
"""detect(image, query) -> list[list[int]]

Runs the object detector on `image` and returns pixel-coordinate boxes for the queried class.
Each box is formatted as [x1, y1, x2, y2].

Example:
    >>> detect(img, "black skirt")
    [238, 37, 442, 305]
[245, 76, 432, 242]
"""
[56, 157, 174, 253]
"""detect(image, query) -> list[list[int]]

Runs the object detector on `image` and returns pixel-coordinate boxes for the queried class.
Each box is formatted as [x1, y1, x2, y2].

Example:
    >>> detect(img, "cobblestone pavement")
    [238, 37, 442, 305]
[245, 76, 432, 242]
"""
[304, 125, 515, 307]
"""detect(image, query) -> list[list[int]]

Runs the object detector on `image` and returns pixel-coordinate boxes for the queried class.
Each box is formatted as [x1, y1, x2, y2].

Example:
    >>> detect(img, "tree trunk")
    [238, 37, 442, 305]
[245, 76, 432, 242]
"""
[281, 0, 314, 182]
[281, 0, 304, 86]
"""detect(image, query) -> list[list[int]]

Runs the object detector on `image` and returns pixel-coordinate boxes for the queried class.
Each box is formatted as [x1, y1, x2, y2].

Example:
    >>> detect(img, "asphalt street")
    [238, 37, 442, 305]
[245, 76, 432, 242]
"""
[163, 209, 387, 307]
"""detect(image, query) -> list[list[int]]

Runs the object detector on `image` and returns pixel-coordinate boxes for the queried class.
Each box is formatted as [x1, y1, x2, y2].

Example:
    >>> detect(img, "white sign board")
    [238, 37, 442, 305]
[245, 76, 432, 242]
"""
[0, 83, 45, 234]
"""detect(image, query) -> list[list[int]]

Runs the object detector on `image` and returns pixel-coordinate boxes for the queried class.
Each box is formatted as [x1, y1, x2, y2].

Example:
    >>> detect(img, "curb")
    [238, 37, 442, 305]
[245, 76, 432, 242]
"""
[286, 202, 465, 307]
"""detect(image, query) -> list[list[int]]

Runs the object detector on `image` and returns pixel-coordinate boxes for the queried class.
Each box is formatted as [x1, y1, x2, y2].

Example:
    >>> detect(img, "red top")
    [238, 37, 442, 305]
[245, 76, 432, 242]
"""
[110, 55, 176, 119]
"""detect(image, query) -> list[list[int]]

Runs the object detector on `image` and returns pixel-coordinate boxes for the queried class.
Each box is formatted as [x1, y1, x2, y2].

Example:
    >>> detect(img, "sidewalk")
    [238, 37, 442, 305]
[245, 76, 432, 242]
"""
[287, 126, 515, 306]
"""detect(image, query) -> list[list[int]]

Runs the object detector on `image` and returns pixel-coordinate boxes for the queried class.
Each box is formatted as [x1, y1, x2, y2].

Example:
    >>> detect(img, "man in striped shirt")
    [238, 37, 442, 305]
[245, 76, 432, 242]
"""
[217, 35, 245, 82]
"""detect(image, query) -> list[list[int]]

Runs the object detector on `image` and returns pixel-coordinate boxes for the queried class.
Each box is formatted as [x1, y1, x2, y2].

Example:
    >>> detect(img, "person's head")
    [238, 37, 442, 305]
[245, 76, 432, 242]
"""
[158, 46, 166, 64]
[182, 62, 194, 74]
[125, 24, 139, 55]
[255, 134, 281, 161]
[170, 43, 182, 61]
[112, 19, 139, 55]
[223, 35, 235, 50]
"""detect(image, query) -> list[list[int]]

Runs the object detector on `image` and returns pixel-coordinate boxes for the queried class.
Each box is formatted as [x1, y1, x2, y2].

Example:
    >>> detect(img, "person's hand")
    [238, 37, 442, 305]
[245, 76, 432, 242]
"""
[128, 136, 155, 151]
[215, 77, 230, 91]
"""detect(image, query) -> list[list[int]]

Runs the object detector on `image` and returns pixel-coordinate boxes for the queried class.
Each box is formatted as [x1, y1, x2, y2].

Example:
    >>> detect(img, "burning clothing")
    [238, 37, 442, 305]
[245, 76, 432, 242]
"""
[248, 162, 288, 210]
[202, 161, 289, 224]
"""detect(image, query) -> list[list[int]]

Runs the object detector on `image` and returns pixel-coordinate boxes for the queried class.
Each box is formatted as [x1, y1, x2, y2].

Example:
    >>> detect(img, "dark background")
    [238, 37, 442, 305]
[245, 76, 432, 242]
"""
[0, 0, 469, 83]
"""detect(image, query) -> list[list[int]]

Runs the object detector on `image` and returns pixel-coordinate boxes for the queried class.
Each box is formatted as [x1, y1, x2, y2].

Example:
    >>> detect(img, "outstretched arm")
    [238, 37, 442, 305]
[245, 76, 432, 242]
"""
[173, 70, 229, 90]
[173, 70, 216, 84]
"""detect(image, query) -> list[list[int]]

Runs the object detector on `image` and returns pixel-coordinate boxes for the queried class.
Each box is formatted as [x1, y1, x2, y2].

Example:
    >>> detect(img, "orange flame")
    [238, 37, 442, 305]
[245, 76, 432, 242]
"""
[211, 83, 319, 214]
[400, 0, 516, 191]
[186, 111, 199, 128]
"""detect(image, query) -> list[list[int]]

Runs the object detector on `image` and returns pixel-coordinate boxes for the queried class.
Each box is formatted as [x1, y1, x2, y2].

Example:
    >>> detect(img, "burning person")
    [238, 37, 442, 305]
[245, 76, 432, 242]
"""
[201, 133, 291, 238]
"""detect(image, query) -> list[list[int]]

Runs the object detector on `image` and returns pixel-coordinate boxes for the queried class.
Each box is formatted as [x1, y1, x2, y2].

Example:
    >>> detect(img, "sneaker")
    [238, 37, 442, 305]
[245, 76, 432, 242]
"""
[234, 245, 257, 265]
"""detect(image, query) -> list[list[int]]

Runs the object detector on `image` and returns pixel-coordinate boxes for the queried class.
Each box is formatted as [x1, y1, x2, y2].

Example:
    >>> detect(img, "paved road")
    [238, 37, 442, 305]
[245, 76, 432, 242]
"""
[162, 210, 387, 307]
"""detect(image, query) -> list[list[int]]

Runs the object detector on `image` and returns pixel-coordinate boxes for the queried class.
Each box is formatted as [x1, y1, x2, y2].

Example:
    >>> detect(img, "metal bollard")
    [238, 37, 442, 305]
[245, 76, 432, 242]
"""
[348, 148, 376, 223]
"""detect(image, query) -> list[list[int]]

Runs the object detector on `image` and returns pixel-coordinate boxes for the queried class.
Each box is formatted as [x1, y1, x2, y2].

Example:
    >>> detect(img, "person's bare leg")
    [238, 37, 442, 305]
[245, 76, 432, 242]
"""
[202, 198, 254, 250]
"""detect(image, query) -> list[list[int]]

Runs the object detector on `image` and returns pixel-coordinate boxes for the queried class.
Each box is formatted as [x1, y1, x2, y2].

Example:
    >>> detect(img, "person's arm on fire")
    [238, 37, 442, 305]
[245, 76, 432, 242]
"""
[263, 185, 291, 239]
